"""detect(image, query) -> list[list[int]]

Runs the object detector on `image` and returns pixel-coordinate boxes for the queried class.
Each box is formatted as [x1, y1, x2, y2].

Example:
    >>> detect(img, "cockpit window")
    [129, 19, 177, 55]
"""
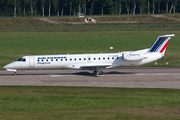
[22, 58, 26, 62]
[17, 58, 22, 61]
[17, 58, 26, 62]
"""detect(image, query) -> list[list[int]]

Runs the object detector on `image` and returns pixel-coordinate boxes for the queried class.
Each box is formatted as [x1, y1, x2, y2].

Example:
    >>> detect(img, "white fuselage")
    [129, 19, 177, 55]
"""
[4, 50, 162, 71]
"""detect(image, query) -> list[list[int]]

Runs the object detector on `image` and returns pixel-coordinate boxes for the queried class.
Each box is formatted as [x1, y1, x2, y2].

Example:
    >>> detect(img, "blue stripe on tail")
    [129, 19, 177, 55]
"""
[154, 37, 166, 52]
[149, 37, 168, 52]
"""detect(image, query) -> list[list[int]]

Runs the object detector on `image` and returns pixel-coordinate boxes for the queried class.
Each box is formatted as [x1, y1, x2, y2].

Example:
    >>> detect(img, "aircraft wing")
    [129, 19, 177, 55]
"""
[80, 64, 113, 70]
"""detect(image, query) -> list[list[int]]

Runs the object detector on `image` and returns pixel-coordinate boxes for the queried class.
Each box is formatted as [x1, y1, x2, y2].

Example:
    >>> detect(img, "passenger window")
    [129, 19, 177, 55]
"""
[79, 58, 81, 61]
[98, 58, 100, 60]
[38, 59, 39, 62]
[70, 58, 72, 61]
[103, 57, 105, 60]
[74, 58, 76, 61]
[51, 59, 53, 61]
[88, 58, 90, 60]
[65, 59, 67, 61]
[41, 59, 43, 62]
[46, 59, 48, 61]
[112, 57, 114, 59]
[84, 58, 86, 60]
[56, 59, 58, 61]
[108, 57, 110, 60]
[61, 59, 63, 61]
[94, 58, 96, 60]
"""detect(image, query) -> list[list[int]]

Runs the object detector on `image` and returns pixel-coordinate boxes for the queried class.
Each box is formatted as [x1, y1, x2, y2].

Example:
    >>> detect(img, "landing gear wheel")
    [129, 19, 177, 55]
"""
[99, 71, 103, 75]
[93, 70, 103, 75]
[14, 72, 17, 76]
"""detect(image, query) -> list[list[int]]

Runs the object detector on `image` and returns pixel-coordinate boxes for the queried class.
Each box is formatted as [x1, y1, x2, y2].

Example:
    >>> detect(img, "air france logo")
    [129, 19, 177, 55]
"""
[38, 56, 67, 60]
[37, 56, 67, 65]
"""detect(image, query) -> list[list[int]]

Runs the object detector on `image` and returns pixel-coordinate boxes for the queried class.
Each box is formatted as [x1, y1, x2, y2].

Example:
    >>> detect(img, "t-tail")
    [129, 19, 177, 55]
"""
[147, 34, 175, 55]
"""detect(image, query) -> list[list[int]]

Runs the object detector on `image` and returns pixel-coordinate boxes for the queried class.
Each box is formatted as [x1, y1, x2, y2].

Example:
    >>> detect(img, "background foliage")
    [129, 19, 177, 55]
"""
[0, 0, 179, 17]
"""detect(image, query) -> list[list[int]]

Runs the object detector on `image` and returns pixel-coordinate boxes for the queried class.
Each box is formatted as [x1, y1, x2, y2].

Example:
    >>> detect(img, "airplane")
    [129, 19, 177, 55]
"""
[3, 34, 174, 75]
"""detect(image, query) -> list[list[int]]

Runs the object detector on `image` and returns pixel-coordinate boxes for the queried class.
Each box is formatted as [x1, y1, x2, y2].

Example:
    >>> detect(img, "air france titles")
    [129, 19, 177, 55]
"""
[37, 56, 67, 65]
[128, 54, 140, 56]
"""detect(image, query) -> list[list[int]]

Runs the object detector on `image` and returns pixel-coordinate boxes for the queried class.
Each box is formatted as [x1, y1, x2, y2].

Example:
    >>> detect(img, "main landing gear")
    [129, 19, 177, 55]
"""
[93, 68, 103, 75]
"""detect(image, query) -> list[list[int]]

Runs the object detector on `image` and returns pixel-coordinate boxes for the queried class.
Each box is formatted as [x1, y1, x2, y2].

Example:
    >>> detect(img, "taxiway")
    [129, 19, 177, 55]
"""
[0, 67, 180, 89]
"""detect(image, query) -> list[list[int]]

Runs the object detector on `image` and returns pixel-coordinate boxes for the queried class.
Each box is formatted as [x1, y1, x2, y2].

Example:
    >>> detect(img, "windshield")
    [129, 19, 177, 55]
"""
[17, 58, 26, 62]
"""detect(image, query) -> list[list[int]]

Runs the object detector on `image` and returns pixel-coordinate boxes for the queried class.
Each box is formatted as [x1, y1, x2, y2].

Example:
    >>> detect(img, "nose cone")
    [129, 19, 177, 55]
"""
[3, 65, 8, 69]
[3, 62, 17, 69]
[3, 63, 13, 69]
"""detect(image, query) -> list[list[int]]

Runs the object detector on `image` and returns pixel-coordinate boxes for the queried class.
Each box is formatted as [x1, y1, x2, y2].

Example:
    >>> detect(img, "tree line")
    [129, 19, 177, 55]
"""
[0, 0, 179, 17]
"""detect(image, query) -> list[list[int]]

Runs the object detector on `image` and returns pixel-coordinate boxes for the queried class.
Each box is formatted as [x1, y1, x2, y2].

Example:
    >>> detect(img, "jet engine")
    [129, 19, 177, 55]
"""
[122, 52, 148, 61]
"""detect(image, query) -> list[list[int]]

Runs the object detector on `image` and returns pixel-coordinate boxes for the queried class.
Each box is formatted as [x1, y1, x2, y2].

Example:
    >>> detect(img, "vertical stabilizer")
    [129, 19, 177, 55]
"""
[148, 34, 174, 55]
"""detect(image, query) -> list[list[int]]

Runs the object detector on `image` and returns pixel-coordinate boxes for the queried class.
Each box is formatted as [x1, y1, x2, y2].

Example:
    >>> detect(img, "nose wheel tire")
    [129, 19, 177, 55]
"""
[14, 72, 17, 76]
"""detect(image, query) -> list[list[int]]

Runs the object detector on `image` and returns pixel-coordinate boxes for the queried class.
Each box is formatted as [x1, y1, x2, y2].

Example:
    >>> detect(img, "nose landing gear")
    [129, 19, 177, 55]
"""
[14, 72, 17, 76]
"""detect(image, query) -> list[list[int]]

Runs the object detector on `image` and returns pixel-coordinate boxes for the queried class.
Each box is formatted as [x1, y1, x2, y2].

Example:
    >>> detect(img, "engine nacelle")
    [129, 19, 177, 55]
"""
[122, 52, 148, 61]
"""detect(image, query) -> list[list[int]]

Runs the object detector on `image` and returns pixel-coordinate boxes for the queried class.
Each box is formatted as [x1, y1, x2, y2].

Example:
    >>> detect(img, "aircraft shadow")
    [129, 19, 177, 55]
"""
[73, 71, 134, 77]
[0, 71, 134, 77]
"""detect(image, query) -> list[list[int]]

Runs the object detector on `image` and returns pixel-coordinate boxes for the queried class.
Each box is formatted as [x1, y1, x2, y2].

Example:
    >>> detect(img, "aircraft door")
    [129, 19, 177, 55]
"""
[87, 56, 91, 63]
[29, 56, 35, 67]
[19, 61, 21, 68]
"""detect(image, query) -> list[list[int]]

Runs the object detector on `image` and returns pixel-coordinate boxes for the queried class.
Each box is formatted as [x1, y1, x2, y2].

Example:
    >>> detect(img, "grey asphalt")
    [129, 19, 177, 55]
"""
[0, 67, 180, 89]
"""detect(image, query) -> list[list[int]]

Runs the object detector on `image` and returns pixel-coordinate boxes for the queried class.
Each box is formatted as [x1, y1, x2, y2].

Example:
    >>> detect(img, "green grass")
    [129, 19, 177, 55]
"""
[0, 86, 180, 120]
[0, 14, 180, 26]
[1, 23, 180, 32]
[168, 14, 180, 19]
[0, 17, 50, 25]
[0, 31, 180, 68]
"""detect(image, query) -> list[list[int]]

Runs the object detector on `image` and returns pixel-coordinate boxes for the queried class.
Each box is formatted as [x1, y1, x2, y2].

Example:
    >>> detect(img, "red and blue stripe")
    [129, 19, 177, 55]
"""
[149, 37, 169, 53]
